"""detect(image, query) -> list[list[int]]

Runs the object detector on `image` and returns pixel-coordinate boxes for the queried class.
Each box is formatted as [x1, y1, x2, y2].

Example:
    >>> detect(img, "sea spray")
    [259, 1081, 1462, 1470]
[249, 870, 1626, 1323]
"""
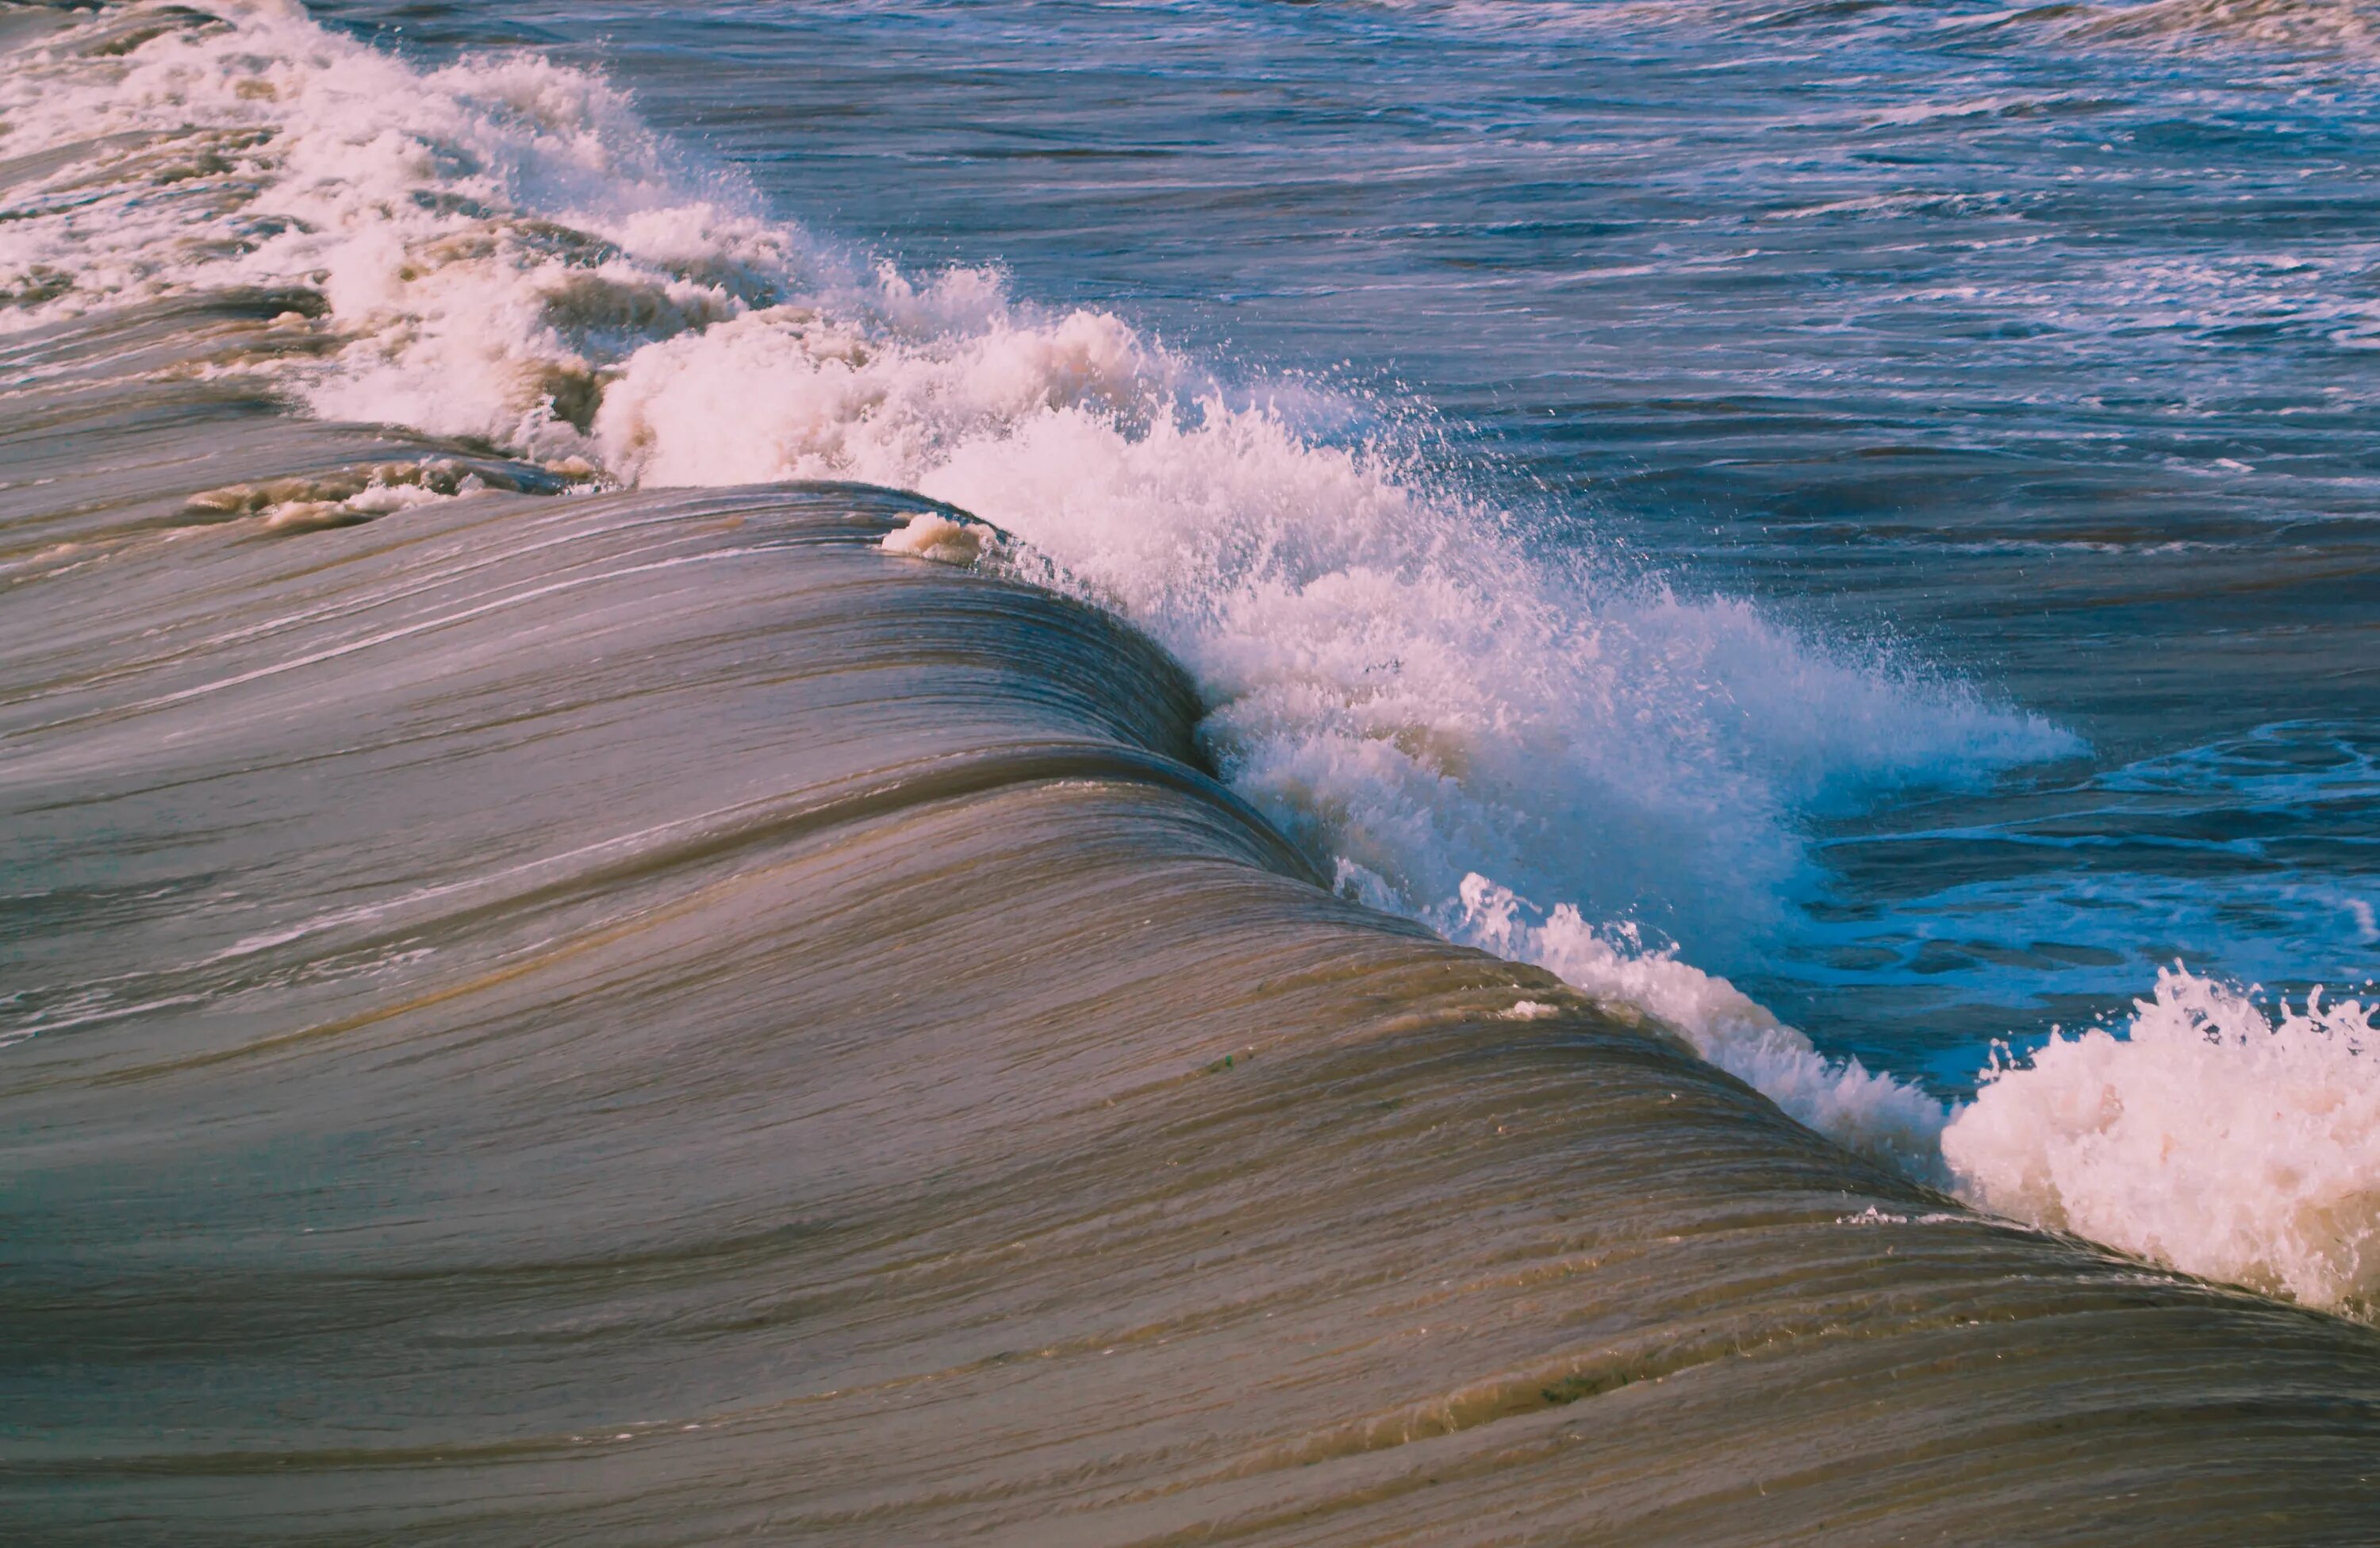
[1945, 967, 2380, 1314]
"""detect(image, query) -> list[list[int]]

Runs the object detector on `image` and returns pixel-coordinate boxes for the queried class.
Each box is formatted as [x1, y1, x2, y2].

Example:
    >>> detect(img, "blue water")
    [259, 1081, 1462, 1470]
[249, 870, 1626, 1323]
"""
[316, 0, 2380, 1090]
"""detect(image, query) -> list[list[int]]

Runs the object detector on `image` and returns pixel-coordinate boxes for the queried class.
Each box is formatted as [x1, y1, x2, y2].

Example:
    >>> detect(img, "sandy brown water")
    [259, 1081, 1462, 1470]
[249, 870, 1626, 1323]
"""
[5, 259, 2380, 1543]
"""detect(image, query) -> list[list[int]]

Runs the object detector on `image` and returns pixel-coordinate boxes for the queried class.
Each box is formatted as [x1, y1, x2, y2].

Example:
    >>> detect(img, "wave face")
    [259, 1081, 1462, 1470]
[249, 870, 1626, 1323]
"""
[6, 294, 2380, 1546]
[0, 0, 2088, 1176]
[7, 5, 2380, 1537]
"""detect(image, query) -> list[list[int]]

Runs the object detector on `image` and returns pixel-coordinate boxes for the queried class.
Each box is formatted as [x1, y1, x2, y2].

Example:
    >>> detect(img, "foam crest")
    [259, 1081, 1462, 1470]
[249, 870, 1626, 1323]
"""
[1455, 876, 1953, 1177]
[0, 0, 812, 454]
[1944, 968, 2380, 1314]
[593, 294, 2074, 963]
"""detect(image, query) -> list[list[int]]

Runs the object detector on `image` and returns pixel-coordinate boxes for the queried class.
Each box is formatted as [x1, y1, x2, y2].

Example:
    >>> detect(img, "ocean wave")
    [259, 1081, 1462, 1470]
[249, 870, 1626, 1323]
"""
[10, 13, 2380, 1526]
[10, 0, 2377, 1323]
[1371, 0, 2380, 57]
[0, 17, 2061, 943]
[1983, 0, 2380, 56]
[8, 463, 2375, 1538]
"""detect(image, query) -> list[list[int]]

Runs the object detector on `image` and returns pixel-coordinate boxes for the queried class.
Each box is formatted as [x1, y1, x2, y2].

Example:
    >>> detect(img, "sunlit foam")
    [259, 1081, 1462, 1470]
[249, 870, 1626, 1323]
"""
[1945, 967, 2380, 1315]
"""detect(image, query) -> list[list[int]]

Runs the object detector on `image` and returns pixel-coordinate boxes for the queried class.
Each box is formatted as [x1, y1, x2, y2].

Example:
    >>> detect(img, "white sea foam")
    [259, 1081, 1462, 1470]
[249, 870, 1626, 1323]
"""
[17, 3, 2374, 1317]
[0, 0, 816, 451]
[881, 512, 989, 566]
[1456, 875, 1952, 1180]
[1945, 969, 2380, 1313]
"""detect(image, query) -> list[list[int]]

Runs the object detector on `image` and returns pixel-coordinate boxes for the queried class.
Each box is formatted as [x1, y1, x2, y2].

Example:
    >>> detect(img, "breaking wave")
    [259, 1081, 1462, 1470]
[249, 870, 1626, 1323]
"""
[7, 0, 2374, 1320]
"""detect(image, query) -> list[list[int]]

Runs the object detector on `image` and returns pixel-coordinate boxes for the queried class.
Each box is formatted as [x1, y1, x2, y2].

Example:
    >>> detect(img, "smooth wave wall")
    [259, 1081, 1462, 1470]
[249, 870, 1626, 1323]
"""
[7, 341, 2380, 1543]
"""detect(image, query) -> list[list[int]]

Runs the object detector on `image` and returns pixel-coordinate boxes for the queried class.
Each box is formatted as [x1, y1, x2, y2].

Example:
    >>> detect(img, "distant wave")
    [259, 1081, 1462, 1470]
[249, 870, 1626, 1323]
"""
[2006, 0, 2380, 56]
[1392, 0, 2380, 60]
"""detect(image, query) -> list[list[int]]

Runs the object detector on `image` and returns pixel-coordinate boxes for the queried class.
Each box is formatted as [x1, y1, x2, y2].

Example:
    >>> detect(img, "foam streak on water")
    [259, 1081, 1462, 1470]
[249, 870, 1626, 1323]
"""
[6, 0, 2375, 1318]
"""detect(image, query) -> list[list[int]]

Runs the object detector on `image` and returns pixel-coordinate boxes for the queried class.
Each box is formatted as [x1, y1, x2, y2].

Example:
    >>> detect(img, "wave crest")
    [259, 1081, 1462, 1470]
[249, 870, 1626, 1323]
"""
[0, 0, 2074, 966]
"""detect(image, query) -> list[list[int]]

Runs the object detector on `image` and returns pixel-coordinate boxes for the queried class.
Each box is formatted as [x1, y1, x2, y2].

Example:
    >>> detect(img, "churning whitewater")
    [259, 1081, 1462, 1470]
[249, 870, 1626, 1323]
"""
[4, 0, 2376, 1315]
